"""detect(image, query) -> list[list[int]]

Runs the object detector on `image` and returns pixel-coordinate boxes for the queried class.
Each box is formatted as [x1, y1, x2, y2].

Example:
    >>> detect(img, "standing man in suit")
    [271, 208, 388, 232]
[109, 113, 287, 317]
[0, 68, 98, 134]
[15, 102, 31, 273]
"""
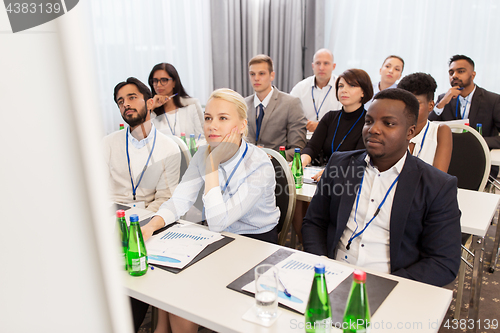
[302, 88, 461, 287]
[290, 48, 342, 132]
[245, 54, 307, 161]
[429, 54, 500, 149]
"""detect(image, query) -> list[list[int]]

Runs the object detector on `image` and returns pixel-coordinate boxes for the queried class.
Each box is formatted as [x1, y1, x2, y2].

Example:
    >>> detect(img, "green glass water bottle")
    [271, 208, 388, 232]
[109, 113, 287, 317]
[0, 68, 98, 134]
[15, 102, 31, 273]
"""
[189, 133, 197, 157]
[116, 210, 129, 270]
[126, 214, 148, 276]
[305, 264, 332, 333]
[342, 270, 370, 333]
[279, 146, 287, 160]
[476, 123, 483, 136]
[119, 123, 124, 130]
[463, 122, 470, 133]
[291, 148, 303, 189]
[180, 132, 187, 145]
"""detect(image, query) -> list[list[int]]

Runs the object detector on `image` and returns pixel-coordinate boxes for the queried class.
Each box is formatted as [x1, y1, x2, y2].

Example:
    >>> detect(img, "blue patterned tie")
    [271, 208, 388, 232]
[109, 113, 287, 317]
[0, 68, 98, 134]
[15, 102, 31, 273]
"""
[255, 103, 264, 142]
[458, 95, 469, 119]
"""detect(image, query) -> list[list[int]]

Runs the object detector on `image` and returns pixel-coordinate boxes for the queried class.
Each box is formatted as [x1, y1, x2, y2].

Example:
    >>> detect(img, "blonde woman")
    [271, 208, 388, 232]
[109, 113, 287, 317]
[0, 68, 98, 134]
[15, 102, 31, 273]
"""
[141, 88, 280, 333]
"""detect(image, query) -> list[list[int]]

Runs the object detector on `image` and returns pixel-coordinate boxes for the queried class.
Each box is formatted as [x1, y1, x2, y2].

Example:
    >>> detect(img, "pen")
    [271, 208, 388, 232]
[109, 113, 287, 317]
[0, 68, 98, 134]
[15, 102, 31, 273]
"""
[168, 93, 178, 99]
[278, 276, 292, 297]
[197, 133, 202, 141]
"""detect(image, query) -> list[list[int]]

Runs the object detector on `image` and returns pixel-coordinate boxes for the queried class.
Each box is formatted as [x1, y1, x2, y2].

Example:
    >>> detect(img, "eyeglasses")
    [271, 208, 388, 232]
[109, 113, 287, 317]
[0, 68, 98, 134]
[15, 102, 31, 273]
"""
[151, 78, 173, 86]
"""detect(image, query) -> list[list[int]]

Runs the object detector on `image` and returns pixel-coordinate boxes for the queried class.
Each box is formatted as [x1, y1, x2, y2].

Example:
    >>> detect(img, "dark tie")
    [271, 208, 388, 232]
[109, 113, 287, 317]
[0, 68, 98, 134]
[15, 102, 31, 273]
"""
[255, 103, 264, 142]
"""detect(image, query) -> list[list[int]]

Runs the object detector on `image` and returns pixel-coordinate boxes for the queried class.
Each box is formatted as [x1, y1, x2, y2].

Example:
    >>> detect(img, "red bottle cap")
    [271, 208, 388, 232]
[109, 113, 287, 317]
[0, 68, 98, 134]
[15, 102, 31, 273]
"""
[116, 210, 125, 218]
[279, 146, 285, 151]
[181, 132, 186, 136]
[465, 123, 470, 126]
[353, 269, 366, 282]
[119, 123, 124, 127]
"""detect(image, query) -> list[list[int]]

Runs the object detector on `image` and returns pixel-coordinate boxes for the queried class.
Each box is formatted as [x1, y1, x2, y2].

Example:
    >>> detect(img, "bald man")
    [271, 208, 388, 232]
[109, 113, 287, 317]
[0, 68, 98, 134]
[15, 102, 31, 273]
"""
[290, 48, 342, 132]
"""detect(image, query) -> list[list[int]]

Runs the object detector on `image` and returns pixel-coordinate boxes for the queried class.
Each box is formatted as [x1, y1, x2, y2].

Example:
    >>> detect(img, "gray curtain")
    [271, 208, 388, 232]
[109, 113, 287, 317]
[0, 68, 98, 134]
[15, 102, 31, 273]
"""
[210, 0, 254, 96]
[210, 0, 325, 96]
[257, 0, 302, 92]
[303, 0, 325, 79]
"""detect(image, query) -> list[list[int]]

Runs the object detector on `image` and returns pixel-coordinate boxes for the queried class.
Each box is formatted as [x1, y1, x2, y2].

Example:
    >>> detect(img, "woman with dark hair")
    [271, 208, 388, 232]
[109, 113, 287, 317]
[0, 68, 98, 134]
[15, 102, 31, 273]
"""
[293, 68, 374, 243]
[300, 68, 374, 171]
[148, 63, 204, 138]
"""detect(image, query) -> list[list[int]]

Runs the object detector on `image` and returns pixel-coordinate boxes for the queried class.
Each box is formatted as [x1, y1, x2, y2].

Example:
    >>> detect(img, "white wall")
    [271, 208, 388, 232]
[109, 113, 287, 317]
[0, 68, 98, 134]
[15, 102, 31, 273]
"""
[0, 3, 133, 332]
[325, 0, 500, 96]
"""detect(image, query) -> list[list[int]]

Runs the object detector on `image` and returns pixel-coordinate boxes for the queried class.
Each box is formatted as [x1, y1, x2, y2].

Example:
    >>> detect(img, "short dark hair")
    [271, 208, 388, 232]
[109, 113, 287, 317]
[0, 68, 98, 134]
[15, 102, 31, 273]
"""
[449, 55, 475, 69]
[335, 69, 374, 104]
[113, 77, 151, 104]
[148, 63, 191, 114]
[373, 88, 419, 126]
[397, 72, 437, 102]
[248, 54, 274, 73]
[382, 55, 405, 72]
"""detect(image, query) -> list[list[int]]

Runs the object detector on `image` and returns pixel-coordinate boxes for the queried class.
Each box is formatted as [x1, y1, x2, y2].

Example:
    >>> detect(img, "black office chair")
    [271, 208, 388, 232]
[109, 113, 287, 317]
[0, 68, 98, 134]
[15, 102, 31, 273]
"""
[446, 123, 491, 319]
[261, 148, 296, 246]
[447, 124, 490, 191]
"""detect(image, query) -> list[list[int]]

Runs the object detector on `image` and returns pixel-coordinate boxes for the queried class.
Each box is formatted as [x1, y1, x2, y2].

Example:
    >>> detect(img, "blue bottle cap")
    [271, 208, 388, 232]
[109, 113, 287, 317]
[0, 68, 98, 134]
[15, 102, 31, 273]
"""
[314, 263, 325, 274]
[190, 133, 195, 137]
[477, 123, 482, 127]
[294, 148, 301, 153]
[130, 214, 139, 222]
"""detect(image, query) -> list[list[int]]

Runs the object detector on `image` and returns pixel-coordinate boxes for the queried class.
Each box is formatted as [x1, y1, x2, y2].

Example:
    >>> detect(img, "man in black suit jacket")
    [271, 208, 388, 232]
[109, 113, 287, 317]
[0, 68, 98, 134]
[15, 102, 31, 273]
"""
[429, 55, 500, 149]
[302, 88, 461, 287]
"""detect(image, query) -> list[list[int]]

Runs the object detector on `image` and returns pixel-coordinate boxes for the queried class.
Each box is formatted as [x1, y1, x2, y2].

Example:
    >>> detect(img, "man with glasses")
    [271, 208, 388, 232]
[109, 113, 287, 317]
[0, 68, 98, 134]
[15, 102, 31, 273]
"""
[103, 77, 181, 212]
[290, 49, 342, 132]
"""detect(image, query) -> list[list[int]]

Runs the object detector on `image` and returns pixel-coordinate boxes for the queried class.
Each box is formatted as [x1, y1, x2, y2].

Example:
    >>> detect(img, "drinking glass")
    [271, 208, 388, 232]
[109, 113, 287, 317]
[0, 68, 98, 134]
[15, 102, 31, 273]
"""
[254, 264, 279, 319]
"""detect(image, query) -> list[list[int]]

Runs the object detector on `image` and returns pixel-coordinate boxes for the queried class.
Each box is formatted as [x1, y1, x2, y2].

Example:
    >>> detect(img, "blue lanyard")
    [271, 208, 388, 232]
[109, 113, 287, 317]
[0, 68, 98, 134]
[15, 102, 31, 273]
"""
[331, 109, 365, 154]
[202, 142, 248, 221]
[126, 128, 157, 200]
[312, 86, 332, 120]
[416, 122, 430, 158]
[165, 111, 177, 136]
[346, 172, 400, 250]
[222, 142, 249, 193]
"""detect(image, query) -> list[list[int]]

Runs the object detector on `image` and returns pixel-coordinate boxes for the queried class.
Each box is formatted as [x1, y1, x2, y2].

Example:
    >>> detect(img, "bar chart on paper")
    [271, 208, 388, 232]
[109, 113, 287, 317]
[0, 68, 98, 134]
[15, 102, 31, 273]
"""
[160, 231, 212, 241]
[243, 252, 354, 314]
[146, 225, 223, 269]
[281, 259, 339, 276]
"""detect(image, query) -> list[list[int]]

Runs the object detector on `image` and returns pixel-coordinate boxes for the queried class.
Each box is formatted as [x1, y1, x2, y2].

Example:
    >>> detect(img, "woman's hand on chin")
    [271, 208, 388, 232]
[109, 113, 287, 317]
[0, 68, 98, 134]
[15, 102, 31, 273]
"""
[151, 95, 170, 109]
[209, 127, 241, 166]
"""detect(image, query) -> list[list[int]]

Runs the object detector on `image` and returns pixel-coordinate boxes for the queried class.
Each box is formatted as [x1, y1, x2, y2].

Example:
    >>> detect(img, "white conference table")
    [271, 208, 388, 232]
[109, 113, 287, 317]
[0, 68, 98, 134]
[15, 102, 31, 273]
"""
[123, 220, 452, 333]
[296, 183, 499, 332]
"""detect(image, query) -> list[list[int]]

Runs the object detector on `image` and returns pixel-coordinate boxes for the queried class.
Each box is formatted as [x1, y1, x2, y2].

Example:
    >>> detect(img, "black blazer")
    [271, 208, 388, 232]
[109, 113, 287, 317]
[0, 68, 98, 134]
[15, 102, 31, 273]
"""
[428, 86, 500, 149]
[302, 150, 462, 287]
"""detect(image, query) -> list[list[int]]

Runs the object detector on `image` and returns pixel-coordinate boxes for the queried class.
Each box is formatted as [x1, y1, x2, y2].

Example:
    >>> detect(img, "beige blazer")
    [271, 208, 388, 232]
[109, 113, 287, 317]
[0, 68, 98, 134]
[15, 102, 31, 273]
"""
[245, 87, 307, 161]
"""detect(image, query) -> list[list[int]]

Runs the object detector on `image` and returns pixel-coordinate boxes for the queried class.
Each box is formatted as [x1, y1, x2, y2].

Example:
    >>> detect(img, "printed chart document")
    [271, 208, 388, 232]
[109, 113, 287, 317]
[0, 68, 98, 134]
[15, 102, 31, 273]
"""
[242, 252, 353, 314]
[146, 224, 223, 269]
[303, 166, 324, 184]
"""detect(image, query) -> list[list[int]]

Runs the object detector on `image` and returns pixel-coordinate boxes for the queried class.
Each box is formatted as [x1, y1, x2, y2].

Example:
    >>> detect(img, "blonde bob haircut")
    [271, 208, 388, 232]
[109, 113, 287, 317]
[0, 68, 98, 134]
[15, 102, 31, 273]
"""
[207, 88, 249, 137]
